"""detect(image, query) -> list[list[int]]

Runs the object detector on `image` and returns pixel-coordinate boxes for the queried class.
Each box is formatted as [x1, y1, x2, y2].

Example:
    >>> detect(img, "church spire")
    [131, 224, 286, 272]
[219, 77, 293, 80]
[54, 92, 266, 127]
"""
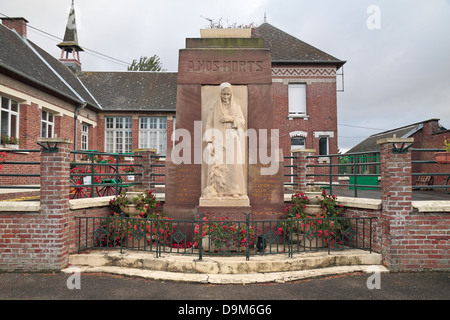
[57, 0, 83, 73]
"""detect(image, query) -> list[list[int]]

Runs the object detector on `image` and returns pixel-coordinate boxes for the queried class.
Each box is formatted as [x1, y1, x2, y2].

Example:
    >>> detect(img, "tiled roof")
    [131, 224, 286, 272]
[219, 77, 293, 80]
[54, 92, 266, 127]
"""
[78, 71, 178, 111]
[0, 23, 100, 109]
[255, 23, 345, 68]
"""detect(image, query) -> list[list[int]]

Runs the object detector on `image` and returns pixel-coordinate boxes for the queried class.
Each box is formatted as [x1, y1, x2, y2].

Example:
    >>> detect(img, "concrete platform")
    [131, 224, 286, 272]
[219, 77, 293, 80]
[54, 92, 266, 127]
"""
[64, 249, 388, 284]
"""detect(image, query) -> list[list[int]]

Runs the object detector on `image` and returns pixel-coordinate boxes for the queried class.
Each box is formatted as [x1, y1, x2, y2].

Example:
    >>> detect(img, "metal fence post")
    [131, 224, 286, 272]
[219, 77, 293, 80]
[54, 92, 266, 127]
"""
[243, 212, 252, 261]
[198, 212, 204, 261]
[289, 216, 293, 258]
[155, 212, 160, 258]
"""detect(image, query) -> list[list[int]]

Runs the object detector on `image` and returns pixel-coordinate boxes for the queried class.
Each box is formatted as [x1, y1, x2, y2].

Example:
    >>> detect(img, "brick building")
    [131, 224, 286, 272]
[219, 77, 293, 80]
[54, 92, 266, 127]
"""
[0, 4, 345, 186]
[348, 119, 450, 187]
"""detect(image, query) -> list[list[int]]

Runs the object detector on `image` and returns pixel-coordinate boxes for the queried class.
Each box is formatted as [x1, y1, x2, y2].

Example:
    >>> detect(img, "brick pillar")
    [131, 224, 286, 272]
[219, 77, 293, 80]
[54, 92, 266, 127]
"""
[291, 149, 316, 193]
[38, 138, 72, 270]
[377, 137, 414, 271]
[132, 149, 157, 190]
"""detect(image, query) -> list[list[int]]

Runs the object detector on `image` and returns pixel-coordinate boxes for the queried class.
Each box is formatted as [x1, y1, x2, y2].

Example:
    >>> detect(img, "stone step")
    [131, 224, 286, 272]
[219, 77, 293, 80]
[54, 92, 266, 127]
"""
[64, 249, 388, 284]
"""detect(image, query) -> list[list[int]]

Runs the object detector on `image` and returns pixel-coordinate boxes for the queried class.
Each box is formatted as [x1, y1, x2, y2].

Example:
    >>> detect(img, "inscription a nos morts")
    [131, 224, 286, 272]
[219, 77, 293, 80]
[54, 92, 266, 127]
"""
[187, 60, 264, 73]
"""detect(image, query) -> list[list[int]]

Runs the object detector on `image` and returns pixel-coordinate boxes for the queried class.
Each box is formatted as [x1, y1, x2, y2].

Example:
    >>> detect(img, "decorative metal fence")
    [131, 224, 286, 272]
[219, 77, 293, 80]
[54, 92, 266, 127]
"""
[411, 148, 450, 193]
[0, 148, 41, 191]
[286, 148, 450, 197]
[70, 150, 143, 198]
[76, 214, 376, 260]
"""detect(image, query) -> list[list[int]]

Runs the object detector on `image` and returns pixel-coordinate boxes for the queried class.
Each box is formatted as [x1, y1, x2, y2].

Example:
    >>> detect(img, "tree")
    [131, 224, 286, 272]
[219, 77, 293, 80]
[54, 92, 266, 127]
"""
[127, 55, 165, 71]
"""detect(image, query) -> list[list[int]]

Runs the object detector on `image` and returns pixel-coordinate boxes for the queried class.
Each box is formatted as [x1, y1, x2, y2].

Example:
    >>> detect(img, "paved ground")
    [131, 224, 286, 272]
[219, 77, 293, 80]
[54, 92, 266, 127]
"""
[0, 271, 448, 301]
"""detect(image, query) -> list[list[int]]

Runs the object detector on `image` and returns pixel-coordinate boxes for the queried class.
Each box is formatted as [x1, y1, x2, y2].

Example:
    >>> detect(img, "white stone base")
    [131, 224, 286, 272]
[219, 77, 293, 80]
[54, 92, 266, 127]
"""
[199, 195, 250, 207]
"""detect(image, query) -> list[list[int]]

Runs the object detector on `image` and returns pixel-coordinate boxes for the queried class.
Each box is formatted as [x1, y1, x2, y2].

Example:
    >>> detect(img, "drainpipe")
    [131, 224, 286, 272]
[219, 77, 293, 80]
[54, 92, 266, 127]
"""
[74, 102, 87, 150]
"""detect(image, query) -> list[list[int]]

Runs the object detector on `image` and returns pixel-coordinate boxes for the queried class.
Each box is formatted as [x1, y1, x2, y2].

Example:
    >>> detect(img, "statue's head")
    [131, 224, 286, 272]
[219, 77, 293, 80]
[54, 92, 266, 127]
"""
[220, 82, 232, 104]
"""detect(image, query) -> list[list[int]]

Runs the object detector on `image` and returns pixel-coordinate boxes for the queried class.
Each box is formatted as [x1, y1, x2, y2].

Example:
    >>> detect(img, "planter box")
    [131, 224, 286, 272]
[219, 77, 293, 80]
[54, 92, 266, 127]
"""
[288, 232, 325, 249]
[303, 204, 325, 216]
[289, 233, 304, 244]
[122, 204, 140, 217]
[125, 191, 145, 199]
[303, 235, 325, 249]
[123, 236, 147, 248]
[1, 144, 19, 149]
[304, 191, 322, 204]
[201, 235, 241, 252]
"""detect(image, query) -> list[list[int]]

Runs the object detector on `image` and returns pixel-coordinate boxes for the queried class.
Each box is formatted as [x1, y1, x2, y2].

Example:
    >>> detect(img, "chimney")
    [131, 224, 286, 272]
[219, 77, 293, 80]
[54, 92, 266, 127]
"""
[1, 17, 29, 38]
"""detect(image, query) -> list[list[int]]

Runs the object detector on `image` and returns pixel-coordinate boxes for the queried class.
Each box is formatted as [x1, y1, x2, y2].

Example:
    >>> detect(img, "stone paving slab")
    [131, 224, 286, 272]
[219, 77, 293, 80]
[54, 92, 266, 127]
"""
[62, 264, 389, 284]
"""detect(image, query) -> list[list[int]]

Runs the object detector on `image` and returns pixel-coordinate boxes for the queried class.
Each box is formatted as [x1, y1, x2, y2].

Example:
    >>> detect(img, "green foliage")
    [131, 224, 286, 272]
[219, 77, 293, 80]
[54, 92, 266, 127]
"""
[193, 216, 257, 250]
[443, 138, 450, 152]
[127, 55, 165, 71]
[1, 134, 18, 145]
[109, 190, 160, 217]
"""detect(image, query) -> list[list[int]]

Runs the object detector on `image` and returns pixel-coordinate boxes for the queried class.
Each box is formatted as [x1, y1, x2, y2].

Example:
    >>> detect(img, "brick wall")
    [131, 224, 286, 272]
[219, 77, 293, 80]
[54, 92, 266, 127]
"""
[291, 136, 450, 271]
[0, 210, 59, 271]
[0, 139, 112, 271]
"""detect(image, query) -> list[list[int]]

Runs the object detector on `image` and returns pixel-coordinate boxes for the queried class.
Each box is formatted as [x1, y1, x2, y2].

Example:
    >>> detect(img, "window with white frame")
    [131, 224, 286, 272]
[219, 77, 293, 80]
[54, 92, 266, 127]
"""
[291, 136, 306, 151]
[288, 83, 306, 115]
[139, 117, 167, 155]
[0, 96, 20, 141]
[41, 110, 55, 138]
[105, 117, 132, 153]
[81, 124, 89, 150]
[314, 131, 334, 157]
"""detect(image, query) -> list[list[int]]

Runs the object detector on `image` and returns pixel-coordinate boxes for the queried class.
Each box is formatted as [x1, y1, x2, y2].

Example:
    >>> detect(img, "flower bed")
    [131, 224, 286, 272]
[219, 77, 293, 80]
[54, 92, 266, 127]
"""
[193, 216, 257, 252]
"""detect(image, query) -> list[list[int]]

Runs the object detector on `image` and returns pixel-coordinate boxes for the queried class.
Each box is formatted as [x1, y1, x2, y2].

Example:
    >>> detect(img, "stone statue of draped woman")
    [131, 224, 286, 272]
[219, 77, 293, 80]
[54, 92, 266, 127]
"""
[201, 82, 249, 205]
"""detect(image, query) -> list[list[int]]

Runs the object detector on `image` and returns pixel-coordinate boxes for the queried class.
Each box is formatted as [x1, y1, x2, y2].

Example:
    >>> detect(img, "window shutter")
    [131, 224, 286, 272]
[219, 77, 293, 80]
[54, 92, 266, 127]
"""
[288, 84, 306, 114]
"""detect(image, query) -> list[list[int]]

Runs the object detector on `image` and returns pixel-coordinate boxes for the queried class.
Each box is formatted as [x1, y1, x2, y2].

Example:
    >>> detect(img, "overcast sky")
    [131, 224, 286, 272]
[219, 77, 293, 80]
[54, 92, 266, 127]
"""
[1, 0, 449, 152]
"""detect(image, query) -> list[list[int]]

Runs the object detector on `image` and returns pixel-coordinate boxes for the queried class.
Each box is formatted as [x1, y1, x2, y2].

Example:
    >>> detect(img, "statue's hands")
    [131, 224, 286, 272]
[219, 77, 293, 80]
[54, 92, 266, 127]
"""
[220, 115, 234, 123]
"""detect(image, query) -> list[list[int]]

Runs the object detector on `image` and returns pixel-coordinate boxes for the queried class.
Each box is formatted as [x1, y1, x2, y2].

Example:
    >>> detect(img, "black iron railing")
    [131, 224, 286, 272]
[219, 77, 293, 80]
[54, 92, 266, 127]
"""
[150, 154, 165, 188]
[411, 148, 450, 193]
[0, 148, 41, 190]
[76, 214, 376, 260]
[284, 151, 381, 197]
